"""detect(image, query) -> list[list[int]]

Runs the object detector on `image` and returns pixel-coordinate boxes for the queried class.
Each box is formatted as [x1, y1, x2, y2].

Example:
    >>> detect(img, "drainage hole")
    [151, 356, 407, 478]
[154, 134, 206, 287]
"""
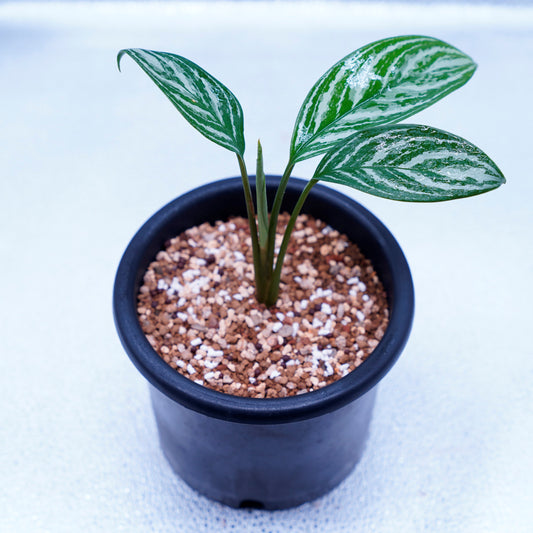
[239, 499, 265, 509]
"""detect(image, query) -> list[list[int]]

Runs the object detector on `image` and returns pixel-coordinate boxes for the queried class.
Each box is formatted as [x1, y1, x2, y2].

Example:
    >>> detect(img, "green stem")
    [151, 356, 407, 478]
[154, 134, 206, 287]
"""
[236, 154, 265, 300]
[264, 178, 318, 307]
[265, 161, 295, 270]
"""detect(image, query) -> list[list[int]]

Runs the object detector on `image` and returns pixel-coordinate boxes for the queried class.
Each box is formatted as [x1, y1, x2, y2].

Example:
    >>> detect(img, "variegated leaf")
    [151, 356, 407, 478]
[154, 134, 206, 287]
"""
[313, 125, 505, 202]
[291, 36, 476, 163]
[118, 49, 245, 156]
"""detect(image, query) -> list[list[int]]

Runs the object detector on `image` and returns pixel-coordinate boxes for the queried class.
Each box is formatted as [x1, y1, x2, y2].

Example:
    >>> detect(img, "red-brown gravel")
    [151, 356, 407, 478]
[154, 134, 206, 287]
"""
[137, 213, 389, 398]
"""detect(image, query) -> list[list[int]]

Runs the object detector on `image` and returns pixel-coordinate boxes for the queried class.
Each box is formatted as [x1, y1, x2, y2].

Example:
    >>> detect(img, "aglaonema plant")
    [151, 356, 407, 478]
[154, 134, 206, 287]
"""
[117, 35, 505, 307]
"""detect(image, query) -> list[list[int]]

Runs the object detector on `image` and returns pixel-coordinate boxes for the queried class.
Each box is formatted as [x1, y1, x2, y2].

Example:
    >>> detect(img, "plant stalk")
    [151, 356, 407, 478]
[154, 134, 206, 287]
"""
[264, 178, 318, 307]
[236, 154, 266, 300]
[265, 161, 295, 270]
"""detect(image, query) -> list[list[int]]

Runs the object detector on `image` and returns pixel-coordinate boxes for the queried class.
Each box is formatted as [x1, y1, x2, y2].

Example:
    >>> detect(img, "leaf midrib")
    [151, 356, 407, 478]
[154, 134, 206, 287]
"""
[322, 162, 488, 177]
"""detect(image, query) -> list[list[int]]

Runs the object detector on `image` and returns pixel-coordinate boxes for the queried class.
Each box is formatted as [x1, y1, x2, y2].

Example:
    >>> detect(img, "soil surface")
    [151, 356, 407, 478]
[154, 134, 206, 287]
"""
[137, 213, 389, 398]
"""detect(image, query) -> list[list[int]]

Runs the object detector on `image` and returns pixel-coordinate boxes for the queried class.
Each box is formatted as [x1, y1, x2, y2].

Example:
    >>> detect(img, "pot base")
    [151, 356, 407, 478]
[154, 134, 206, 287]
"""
[150, 385, 376, 510]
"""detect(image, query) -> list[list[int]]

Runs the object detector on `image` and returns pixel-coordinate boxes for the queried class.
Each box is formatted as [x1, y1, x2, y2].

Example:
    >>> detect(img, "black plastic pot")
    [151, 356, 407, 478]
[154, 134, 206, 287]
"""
[113, 176, 414, 509]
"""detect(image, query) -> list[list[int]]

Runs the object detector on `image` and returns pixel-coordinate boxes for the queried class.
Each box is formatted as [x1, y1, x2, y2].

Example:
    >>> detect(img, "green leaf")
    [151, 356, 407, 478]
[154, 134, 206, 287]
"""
[313, 125, 505, 202]
[117, 48, 245, 156]
[255, 140, 269, 248]
[291, 36, 477, 163]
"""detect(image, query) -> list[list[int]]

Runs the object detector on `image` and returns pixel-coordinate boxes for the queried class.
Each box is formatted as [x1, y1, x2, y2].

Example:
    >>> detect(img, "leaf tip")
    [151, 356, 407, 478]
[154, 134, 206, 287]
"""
[116, 49, 128, 72]
[468, 59, 478, 78]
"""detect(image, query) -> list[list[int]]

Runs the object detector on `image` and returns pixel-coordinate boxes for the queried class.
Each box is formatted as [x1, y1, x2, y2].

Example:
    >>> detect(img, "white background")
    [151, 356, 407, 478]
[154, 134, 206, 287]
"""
[1, 2, 532, 532]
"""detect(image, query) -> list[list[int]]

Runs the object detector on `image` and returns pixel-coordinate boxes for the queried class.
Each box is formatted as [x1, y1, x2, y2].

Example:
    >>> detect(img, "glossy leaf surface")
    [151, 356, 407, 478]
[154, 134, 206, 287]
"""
[291, 36, 476, 162]
[118, 48, 245, 155]
[313, 125, 505, 202]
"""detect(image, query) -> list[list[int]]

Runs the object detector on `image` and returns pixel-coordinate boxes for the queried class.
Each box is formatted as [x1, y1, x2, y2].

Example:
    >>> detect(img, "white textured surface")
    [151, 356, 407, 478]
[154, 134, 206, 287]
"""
[1, 2, 532, 532]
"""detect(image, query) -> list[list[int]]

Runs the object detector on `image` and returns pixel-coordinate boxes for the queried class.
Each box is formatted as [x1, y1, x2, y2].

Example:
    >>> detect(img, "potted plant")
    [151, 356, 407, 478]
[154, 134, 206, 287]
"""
[113, 36, 505, 509]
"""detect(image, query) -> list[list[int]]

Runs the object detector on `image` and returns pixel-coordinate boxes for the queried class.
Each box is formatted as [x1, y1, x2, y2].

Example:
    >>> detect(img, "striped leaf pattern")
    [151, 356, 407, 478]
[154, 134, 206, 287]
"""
[291, 36, 476, 163]
[118, 49, 245, 156]
[313, 125, 505, 202]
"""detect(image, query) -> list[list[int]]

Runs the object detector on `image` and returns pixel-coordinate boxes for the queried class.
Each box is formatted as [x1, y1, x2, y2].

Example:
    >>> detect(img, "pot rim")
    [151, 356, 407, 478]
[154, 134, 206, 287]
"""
[113, 176, 414, 424]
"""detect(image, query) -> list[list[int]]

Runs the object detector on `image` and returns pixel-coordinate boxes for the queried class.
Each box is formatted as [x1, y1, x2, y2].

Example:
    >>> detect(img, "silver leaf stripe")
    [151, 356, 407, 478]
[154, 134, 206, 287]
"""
[313, 125, 505, 202]
[119, 49, 245, 155]
[291, 36, 476, 162]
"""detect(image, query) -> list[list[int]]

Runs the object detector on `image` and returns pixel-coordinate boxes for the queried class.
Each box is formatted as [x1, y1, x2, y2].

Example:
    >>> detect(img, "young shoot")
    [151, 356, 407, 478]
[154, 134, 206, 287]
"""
[117, 35, 505, 308]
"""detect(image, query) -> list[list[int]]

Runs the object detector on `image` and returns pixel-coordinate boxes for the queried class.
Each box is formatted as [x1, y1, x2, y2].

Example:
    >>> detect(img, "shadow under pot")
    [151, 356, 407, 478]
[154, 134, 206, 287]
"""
[113, 176, 414, 510]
